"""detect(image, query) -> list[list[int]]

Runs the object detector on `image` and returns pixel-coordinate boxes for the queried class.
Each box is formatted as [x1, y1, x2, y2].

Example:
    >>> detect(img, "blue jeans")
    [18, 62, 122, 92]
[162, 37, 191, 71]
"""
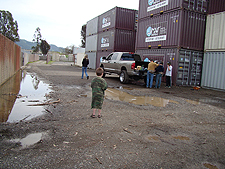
[155, 73, 162, 88]
[146, 71, 154, 88]
[82, 67, 88, 79]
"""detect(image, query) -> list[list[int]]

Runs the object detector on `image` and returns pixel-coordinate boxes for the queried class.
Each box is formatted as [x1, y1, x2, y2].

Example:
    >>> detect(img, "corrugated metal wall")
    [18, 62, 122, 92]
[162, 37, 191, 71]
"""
[201, 52, 225, 90]
[85, 35, 98, 52]
[208, 0, 225, 14]
[0, 33, 21, 86]
[138, 0, 208, 20]
[136, 9, 206, 50]
[86, 17, 99, 36]
[204, 11, 225, 51]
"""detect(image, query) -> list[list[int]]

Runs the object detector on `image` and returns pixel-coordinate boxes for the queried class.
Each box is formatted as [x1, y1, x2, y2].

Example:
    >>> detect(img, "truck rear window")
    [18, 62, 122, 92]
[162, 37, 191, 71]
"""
[121, 53, 141, 61]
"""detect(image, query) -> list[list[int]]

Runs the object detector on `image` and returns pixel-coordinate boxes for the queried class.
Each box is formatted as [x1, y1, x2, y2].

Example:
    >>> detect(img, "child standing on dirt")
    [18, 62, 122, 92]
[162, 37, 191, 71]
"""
[91, 68, 108, 118]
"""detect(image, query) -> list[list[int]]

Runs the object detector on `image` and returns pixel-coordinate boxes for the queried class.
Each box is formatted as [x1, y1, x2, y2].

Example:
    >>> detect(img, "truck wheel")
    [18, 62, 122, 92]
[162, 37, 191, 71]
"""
[120, 70, 129, 84]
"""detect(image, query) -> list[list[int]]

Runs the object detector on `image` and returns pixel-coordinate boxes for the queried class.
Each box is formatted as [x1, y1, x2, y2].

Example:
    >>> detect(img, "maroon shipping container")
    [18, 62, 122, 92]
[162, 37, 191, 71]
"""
[97, 29, 136, 52]
[136, 9, 206, 51]
[136, 48, 203, 86]
[208, 0, 225, 14]
[98, 7, 138, 33]
[138, 0, 208, 20]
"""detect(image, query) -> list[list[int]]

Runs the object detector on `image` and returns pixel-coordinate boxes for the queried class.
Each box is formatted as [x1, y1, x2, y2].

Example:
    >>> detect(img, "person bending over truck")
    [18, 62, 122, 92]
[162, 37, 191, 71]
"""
[91, 68, 108, 118]
[155, 62, 164, 88]
[146, 60, 158, 88]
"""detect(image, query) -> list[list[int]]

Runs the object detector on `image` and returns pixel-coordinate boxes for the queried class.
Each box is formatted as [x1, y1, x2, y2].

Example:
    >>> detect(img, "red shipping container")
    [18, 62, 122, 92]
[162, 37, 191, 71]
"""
[136, 48, 203, 86]
[138, 0, 208, 20]
[97, 29, 136, 52]
[208, 0, 225, 14]
[98, 7, 138, 33]
[136, 9, 206, 51]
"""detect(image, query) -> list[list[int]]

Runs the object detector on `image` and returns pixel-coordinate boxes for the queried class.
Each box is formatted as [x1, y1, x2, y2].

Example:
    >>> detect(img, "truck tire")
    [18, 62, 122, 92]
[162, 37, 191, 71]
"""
[120, 70, 129, 84]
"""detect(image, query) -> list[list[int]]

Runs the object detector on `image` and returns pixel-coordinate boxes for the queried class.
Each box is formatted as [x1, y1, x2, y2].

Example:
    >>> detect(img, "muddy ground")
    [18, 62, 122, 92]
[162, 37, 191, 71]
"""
[0, 61, 225, 169]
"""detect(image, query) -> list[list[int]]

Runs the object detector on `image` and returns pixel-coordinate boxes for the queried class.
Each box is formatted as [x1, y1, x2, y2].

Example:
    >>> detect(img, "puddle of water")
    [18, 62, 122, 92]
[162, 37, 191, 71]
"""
[0, 70, 52, 123]
[10, 132, 47, 149]
[186, 99, 200, 105]
[173, 136, 190, 140]
[147, 135, 160, 141]
[105, 88, 179, 107]
[117, 86, 133, 90]
[146, 135, 190, 143]
[203, 163, 218, 169]
[186, 98, 220, 105]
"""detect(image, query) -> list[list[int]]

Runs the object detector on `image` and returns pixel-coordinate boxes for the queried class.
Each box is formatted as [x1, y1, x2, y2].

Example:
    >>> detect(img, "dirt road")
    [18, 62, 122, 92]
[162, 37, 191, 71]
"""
[0, 61, 225, 168]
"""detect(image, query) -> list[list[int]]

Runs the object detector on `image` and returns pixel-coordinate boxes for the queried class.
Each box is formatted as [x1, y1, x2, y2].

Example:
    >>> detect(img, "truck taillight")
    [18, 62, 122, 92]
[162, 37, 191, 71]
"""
[131, 63, 135, 69]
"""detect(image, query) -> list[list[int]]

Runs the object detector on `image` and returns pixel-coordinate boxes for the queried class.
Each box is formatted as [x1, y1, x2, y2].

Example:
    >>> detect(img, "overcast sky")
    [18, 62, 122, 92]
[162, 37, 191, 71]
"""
[1, 0, 139, 48]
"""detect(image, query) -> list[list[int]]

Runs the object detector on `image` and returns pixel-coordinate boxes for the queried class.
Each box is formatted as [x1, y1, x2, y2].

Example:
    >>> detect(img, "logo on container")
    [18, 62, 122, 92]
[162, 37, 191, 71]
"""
[148, 0, 154, 5]
[101, 37, 110, 48]
[102, 17, 111, 28]
[147, 0, 168, 12]
[146, 26, 153, 37]
[145, 22, 167, 42]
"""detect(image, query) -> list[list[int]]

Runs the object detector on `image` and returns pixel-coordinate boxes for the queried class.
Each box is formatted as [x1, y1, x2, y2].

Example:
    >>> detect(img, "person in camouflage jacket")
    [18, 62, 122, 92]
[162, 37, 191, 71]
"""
[91, 68, 108, 118]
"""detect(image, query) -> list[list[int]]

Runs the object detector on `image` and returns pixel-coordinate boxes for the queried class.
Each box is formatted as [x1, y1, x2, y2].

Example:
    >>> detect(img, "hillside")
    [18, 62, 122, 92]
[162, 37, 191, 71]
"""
[16, 39, 64, 52]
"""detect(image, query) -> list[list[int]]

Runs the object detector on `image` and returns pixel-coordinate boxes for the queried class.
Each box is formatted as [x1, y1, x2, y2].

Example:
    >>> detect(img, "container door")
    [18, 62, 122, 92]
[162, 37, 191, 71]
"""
[189, 52, 203, 86]
[177, 50, 191, 85]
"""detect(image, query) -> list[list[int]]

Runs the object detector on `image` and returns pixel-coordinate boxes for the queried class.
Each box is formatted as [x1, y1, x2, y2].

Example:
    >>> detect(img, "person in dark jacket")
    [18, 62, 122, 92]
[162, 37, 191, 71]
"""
[81, 54, 89, 79]
[155, 62, 164, 88]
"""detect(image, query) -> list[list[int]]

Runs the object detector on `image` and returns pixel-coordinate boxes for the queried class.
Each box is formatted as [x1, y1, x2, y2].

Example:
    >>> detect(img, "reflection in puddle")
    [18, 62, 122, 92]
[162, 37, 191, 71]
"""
[10, 132, 47, 149]
[105, 88, 178, 107]
[0, 71, 52, 123]
[117, 86, 133, 90]
[203, 163, 218, 169]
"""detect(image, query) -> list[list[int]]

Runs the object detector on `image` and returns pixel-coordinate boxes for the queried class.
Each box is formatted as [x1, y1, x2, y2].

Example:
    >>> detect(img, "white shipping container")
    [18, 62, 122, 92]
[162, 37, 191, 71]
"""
[201, 51, 225, 90]
[86, 17, 99, 36]
[73, 48, 85, 55]
[204, 11, 225, 51]
[75, 53, 85, 67]
[85, 35, 98, 52]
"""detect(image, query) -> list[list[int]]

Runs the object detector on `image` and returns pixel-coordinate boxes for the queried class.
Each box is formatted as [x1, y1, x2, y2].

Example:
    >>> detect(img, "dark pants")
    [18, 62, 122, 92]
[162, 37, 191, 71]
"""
[166, 76, 171, 87]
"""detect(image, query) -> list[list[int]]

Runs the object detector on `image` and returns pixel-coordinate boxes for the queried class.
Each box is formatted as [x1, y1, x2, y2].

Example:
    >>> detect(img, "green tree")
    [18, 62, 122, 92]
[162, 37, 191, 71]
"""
[80, 24, 86, 48]
[32, 27, 42, 53]
[40, 40, 50, 55]
[64, 45, 74, 54]
[0, 10, 19, 42]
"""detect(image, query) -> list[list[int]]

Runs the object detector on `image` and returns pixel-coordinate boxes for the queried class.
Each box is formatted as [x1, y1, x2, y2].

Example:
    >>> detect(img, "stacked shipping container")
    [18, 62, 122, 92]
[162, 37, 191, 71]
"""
[85, 17, 98, 69]
[136, 0, 208, 86]
[85, 7, 138, 69]
[201, 10, 225, 90]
